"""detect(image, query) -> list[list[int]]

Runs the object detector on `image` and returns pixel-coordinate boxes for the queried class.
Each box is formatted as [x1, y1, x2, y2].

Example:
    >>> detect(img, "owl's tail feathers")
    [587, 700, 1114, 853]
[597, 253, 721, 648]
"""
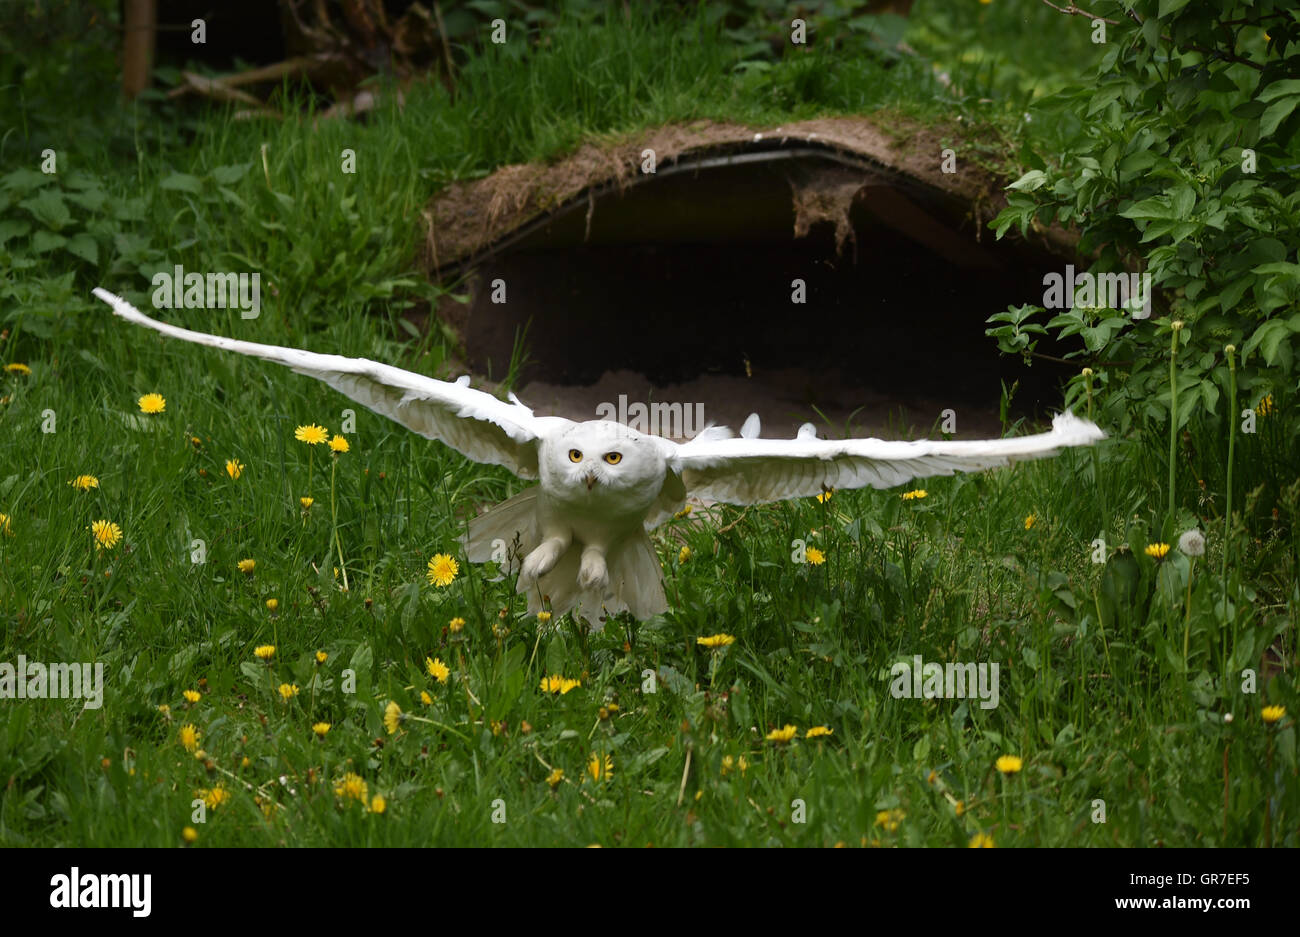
[606, 531, 669, 622]
[461, 488, 541, 581]
[524, 531, 668, 632]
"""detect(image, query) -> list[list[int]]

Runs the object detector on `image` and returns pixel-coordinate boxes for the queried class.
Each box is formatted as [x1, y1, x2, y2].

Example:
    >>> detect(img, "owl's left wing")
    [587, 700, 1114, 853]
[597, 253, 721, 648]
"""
[93, 288, 565, 479]
[671, 412, 1103, 505]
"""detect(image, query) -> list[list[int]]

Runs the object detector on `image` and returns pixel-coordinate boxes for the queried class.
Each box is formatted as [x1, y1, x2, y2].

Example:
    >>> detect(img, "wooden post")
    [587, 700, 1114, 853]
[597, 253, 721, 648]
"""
[122, 0, 158, 98]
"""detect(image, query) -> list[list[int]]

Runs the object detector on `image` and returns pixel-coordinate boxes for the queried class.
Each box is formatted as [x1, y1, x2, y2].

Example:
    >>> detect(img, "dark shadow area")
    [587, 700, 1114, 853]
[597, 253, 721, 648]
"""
[459, 147, 1074, 435]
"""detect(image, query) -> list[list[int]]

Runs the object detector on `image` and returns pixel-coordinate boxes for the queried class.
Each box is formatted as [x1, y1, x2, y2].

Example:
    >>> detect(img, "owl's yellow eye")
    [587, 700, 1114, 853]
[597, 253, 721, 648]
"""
[568, 449, 583, 463]
[603, 452, 622, 465]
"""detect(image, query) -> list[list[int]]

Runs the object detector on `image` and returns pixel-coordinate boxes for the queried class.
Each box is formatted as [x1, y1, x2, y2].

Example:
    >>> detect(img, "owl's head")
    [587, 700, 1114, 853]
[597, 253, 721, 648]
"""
[541, 421, 667, 507]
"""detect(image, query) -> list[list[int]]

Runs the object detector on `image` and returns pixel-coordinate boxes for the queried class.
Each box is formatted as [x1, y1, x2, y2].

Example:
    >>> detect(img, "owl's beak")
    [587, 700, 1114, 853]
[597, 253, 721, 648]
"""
[584, 472, 598, 490]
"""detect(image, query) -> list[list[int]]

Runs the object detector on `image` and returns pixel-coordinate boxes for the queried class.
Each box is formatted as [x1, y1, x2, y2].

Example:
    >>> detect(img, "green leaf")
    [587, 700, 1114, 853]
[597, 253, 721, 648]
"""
[1119, 196, 1172, 221]
[1158, 0, 1191, 15]
[31, 230, 67, 253]
[0, 219, 31, 246]
[1257, 79, 1300, 102]
[1242, 319, 1291, 364]
[1260, 97, 1300, 136]
[20, 190, 72, 230]
[1007, 170, 1047, 192]
[65, 233, 98, 265]
[0, 168, 52, 195]
[159, 172, 204, 194]
[210, 163, 252, 185]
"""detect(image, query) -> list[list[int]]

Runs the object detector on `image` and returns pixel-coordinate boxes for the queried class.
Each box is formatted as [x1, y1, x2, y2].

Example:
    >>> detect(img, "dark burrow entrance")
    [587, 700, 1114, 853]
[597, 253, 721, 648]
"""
[446, 144, 1074, 439]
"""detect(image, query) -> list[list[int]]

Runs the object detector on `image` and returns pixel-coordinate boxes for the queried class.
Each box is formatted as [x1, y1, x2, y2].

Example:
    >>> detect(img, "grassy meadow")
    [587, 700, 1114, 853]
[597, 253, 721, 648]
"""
[0, 2, 1296, 847]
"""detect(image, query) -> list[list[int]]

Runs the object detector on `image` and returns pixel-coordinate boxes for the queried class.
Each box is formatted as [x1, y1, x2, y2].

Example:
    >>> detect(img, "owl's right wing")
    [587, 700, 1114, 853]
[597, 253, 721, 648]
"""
[94, 289, 567, 479]
[669, 412, 1103, 505]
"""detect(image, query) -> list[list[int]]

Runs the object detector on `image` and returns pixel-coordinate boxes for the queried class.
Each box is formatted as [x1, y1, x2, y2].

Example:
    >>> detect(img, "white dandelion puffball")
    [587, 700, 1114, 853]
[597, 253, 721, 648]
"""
[1178, 529, 1206, 557]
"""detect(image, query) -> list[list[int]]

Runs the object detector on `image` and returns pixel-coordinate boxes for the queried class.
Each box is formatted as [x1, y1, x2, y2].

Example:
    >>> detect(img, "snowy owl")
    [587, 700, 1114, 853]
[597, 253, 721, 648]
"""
[93, 288, 1104, 627]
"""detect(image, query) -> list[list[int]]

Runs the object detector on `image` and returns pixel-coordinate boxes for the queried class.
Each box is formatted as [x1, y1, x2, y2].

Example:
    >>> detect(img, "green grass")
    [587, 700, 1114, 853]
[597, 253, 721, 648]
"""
[0, 337, 1294, 846]
[0, 1, 1295, 847]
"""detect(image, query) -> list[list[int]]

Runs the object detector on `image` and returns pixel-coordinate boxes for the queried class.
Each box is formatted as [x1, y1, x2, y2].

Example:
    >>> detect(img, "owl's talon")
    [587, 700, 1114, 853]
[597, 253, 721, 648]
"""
[578, 553, 609, 594]
[521, 537, 567, 587]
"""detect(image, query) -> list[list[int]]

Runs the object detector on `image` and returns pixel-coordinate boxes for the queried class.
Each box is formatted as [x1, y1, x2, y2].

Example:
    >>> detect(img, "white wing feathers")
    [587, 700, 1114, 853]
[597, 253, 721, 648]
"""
[92, 289, 565, 479]
[672, 411, 1104, 506]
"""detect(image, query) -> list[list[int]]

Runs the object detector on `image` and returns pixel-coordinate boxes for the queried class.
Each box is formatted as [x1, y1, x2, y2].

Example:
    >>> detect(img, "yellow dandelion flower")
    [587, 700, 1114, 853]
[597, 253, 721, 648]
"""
[738, 756, 749, 773]
[182, 689, 200, 704]
[1024, 514, 1036, 530]
[674, 504, 693, 519]
[546, 768, 564, 788]
[539, 674, 582, 695]
[969, 832, 996, 848]
[300, 496, 314, 509]
[449, 617, 465, 632]
[816, 488, 833, 504]
[265, 598, 278, 611]
[587, 753, 614, 784]
[996, 754, 1023, 775]
[426, 657, 450, 684]
[955, 800, 965, 817]
[225, 459, 243, 480]
[679, 545, 691, 563]
[696, 633, 736, 649]
[294, 424, 328, 445]
[253, 645, 275, 660]
[69, 475, 99, 491]
[179, 724, 201, 752]
[335, 772, 368, 803]
[1262, 705, 1286, 724]
[537, 611, 552, 624]
[237, 558, 256, 574]
[901, 489, 927, 501]
[90, 519, 122, 551]
[805, 726, 834, 739]
[0, 513, 12, 536]
[181, 826, 198, 844]
[766, 724, 798, 743]
[383, 700, 402, 735]
[201, 786, 230, 809]
[312, 722, 331, 738]
[420, 690, 433, 705]
[426, 553, 459, 587]
[4, 362, 31, 375]
[370, 795, 386, 814]
[875, 808, 905, 832]
[157, 703, 171, 717]
[1144, 543, 1170, 560]
[137, 393, 166, 414]
[721, 755, 736, 776]
[328, 434, 350, 453]
[805, 546, 826, 566]
[315, 650, 328, 664]
[278, 683, 299, 700]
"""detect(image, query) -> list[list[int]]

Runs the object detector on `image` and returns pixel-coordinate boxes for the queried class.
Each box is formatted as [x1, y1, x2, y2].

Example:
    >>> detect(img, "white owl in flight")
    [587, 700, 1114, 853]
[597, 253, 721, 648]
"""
[94, 288, 1104, 627]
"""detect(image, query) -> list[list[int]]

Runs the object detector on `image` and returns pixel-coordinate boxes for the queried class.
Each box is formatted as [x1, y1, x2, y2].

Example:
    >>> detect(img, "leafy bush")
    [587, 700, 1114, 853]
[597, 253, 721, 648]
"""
[987, 1, 1299, 447]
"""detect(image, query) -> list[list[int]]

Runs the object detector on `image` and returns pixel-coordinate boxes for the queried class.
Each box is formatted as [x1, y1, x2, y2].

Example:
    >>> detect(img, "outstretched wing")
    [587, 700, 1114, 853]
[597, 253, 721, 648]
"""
[93, 288, 567, 479]
[671, 412, 1104, 505]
